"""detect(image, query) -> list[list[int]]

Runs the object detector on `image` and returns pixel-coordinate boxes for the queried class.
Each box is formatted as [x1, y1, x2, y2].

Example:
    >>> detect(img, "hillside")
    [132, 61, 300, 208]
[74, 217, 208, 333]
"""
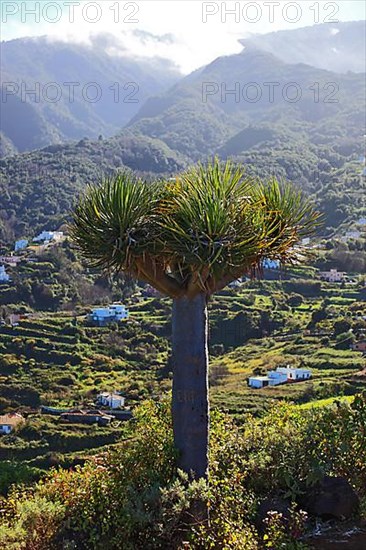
[241, 20, 366, 74]
[1, 47, 364, 240]
[0, 134, 187, 241]
[0, 36, 180, 155]
[0, 240, 365, 488]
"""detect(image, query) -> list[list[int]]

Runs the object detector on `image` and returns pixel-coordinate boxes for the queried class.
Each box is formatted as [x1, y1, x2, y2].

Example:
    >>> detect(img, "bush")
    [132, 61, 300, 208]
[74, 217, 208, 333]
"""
[287, 294, 304, 308]
[0, 462, 43, 496]
[0, 493, 65, 550]
[0, 394, 365, 549]
[335, 331, 355, 350]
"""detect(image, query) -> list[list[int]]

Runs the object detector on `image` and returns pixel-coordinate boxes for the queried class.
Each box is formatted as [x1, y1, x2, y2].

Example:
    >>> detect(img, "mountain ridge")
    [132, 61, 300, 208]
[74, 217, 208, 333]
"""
[0, 35, 181, 155]
[0, 21, 364, 240]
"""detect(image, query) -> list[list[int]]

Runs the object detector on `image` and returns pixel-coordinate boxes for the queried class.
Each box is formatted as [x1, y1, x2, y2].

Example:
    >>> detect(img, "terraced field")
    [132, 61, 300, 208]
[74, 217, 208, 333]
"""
[0, 277, 364, 489]
[210, 338, 365, 419]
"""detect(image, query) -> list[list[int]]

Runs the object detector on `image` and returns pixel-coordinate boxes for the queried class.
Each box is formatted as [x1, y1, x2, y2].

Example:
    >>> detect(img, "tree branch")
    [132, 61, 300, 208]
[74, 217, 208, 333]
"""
[207, 263, 254, 294]
[135, 256, 185, 298]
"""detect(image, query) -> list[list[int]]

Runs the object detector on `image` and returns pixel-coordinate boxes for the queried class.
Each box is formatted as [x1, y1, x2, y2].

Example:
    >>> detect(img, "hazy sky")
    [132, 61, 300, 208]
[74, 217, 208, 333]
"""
[2, 1, 365, 72]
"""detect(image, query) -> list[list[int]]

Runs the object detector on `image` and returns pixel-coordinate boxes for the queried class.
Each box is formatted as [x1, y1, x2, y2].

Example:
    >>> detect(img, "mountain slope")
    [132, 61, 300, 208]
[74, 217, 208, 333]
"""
[241, 20, 366, 74]
[128, 47, 365, 159]
[0, 36, 180, 155]
[0, 134, 187, 241]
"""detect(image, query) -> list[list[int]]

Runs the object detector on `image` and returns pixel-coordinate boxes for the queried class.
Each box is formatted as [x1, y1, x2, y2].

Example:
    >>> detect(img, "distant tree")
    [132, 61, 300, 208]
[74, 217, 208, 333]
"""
[333, 319, 351, 336]
[335, 331, 355, 350]
[70, 159, 318, 488]
[287, 293, 303, 308]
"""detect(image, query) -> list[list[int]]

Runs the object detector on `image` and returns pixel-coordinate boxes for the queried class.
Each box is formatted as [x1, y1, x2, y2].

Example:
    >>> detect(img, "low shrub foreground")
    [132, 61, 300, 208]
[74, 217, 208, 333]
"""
[0, 393, 365, 549]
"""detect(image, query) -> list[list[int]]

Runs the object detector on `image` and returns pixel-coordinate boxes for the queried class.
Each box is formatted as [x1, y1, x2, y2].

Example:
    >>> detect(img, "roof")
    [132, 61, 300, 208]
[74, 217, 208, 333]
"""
[277, 366, 311, 373]
[98, 392, 123, 398]
[61, 409, 112, 418]
[0, 413, 24, 427]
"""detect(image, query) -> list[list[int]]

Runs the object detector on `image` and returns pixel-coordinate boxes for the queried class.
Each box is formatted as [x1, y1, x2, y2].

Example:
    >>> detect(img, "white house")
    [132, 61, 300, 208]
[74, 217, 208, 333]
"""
[228, 279, 242, 288]
[276, 367, 312, 382]
[0, 256, 21, 266]
[357, 217, 366, 226]
[0, 265, 10, 283]
[249, 367, 311, 389]
[248, 376, 269, 389]
[267, 370, 288, 386]
[0, 413, 25, 434]
[97, 392, 125, 409]
[89, 303, 129, 326]
[319, 269, 345, 283]
[263, 259, 280, 270]
[14, 239, 28, 252]
[33, 231, 64, 243]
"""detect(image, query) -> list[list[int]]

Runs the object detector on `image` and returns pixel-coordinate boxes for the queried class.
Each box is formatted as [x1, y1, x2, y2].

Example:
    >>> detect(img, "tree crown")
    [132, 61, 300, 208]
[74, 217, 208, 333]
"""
[70, 159, 320, 298]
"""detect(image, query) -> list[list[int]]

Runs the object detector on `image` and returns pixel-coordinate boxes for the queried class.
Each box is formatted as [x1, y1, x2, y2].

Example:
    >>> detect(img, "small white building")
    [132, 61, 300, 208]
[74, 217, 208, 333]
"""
[249, 367, 311, 389]
[0, 265, 10, 283]
[97, 392, 125, 409]
[229, 279, 242, 288]
[33, 231, 64, 243]
[0, 413, 25, 434]
[89, 303, 129, 326]
[276, 367, 312, 382]
[357, 217, 366, 226]
[248, 376, 270, 389]
[319, 269, 345, 283]
[14, 239, 28, 252]
[0, 256, 21, 266]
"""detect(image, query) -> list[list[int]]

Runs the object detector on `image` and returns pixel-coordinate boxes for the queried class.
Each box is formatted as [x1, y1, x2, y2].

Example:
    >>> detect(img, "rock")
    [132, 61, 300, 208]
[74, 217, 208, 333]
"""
[299, 476, 359, 520]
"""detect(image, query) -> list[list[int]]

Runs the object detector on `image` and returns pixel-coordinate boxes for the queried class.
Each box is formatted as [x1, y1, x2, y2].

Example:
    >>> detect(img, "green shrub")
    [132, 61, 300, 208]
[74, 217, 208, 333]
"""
[0, 394, 365, 549]
[0, 492, 65, 550]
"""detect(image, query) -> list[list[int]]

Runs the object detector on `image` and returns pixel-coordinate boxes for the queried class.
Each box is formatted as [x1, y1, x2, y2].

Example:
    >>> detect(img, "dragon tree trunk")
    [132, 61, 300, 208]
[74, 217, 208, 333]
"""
[171, 292, 209, 479]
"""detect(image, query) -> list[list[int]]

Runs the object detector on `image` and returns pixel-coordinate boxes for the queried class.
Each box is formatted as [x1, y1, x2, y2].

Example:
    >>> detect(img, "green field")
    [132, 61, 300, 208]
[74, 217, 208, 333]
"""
[0, 265, 365, 490]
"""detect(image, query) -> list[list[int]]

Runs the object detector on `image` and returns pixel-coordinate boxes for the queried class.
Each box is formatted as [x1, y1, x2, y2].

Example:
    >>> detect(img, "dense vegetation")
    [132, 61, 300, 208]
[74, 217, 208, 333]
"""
[0, 396, 365, 549]
[1, 129, 364, 241]
[0, 135, 187, 241]
[0, 237, 365, 494]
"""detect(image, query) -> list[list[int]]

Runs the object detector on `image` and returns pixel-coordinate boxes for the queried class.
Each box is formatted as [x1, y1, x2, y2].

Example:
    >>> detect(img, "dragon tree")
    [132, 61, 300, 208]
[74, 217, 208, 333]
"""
[70, 159, 318, 480]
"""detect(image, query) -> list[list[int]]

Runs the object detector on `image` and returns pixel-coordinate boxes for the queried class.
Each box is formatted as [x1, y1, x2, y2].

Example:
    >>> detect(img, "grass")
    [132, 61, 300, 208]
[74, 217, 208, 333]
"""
[298, 395, 355, 409]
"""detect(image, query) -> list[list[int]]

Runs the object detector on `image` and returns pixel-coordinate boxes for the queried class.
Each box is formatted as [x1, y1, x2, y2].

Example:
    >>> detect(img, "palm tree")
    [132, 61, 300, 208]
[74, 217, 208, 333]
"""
[70, 159, 319, 480]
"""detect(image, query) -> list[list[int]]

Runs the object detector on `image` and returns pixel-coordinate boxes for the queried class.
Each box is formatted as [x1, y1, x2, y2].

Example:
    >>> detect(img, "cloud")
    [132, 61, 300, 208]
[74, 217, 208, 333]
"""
[1, 1, 365, 73]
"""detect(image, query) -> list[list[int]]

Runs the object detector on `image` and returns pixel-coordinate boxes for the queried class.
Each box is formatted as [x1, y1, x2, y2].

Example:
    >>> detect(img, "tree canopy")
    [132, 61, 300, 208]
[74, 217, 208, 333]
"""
[71, 159, 319, 298]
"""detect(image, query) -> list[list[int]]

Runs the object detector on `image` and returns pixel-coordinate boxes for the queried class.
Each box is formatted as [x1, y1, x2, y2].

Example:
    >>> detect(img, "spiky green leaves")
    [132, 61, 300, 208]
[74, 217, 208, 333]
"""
[70, 160, 320, 298]
[70, 172, 160, 272]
